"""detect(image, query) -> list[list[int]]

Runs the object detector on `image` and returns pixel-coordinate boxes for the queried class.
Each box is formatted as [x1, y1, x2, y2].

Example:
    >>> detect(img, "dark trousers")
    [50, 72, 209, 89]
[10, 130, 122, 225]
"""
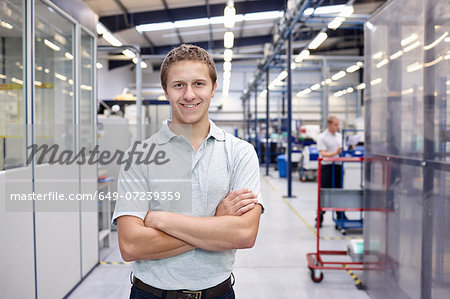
[318, 164, 345, 223]
[130, 285, 235, 299]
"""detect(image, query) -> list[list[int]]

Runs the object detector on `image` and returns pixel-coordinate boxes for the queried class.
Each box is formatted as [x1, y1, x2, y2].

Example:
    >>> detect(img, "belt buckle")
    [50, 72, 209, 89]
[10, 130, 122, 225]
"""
[181, 290, 202, 299]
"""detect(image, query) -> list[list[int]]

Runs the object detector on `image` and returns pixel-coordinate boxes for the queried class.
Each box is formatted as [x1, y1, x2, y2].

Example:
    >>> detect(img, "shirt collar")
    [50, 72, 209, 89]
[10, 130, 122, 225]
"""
[156, 119, 225, 145]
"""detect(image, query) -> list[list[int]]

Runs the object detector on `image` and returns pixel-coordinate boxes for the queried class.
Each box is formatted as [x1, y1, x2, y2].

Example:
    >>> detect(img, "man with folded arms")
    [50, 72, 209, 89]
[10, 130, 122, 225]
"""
[112, 44, 264, 299]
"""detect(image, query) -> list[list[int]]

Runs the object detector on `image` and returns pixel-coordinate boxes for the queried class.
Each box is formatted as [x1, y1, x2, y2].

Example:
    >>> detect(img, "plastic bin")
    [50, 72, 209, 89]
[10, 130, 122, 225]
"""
[277, 154, 286, 177]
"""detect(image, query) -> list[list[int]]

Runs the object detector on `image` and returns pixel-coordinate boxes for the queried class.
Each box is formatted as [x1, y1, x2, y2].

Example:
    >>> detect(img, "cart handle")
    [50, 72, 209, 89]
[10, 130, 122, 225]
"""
[319, 157, 364, 163]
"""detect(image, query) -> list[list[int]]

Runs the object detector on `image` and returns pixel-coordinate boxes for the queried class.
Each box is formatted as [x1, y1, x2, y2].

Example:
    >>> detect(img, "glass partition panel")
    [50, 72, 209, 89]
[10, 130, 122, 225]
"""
[80, 29, 94, 150]
[0, 0, 25, 170]
[35, 0, 74, 157]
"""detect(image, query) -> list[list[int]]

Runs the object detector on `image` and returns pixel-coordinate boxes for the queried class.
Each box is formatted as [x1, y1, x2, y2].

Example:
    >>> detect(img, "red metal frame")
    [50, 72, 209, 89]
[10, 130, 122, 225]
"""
[307, 157, 367, 272]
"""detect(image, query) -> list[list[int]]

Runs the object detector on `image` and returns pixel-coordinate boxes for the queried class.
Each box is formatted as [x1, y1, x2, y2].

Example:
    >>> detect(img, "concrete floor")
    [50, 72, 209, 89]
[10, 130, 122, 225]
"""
[68, 168, 370, 299]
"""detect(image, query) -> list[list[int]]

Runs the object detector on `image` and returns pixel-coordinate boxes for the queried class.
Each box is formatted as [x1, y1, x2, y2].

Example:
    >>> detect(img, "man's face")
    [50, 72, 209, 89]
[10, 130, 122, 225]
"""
[329, 119, 340, 133]
[164, 60, 217, 126]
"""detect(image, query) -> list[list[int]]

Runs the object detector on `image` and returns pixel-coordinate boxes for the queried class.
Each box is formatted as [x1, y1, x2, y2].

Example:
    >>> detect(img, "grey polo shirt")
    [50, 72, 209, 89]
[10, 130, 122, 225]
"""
[112, 119, 264, 290]
[317, 129, 342, 165]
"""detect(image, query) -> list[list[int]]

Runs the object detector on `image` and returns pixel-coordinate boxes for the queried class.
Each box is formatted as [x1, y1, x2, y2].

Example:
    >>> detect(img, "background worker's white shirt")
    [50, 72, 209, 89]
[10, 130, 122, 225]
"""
[317, 129, 342, 165]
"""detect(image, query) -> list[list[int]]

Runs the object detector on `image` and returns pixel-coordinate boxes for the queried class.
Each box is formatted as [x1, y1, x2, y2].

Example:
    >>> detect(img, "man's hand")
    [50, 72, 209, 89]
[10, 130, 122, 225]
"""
[215, 189, 258, 216]
[336, 147, 342, 155]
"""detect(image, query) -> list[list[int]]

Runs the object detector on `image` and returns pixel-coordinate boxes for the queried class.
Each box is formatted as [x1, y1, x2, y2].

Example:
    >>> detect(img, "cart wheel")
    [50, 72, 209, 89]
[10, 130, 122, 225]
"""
[341, 229, 346, 235]
[310, 269, 324, 283]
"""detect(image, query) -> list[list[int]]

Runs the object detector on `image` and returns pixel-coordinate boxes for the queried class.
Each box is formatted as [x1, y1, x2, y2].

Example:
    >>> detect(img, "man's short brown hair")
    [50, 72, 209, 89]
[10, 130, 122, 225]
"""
[160, 44, 217, 91]
[327, 115, 339, 124]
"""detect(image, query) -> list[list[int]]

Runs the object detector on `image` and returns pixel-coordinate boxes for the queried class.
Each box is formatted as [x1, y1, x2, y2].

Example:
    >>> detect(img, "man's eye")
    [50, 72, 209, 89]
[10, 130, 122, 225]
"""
[195, 82, 204, 86]
[175, 83, 184, 88]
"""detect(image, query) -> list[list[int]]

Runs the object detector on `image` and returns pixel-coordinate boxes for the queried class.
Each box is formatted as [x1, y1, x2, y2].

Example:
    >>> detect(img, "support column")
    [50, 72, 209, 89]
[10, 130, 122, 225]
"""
[285, 32, 294, 198]
[265, 69, 270, 176]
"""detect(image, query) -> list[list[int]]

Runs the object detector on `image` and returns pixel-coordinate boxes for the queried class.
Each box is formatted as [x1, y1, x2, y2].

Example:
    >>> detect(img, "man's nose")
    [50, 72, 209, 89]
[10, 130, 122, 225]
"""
[184, 85, 196, 101]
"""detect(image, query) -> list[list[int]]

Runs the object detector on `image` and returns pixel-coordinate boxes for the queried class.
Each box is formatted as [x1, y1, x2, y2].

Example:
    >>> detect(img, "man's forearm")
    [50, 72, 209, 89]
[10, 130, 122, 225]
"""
[117, 216, 195, 261]
[147, 205, 261, 251]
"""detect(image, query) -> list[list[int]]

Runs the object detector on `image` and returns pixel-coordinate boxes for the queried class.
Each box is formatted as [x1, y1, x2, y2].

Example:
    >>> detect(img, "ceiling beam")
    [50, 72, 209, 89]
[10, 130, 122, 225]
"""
[100, 0, 285, 33]
[160, 0, 184, 44]
[140, 34, 273, 55]
[206, 0, 213, 51]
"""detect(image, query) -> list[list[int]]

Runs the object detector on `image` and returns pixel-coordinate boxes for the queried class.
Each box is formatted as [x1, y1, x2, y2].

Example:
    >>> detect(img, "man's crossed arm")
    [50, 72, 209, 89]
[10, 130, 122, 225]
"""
[117, 189, 262, 262]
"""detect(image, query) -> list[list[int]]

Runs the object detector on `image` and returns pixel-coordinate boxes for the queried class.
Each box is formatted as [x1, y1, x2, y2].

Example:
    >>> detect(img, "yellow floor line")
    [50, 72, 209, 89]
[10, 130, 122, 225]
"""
[281, 195, 318, 237]
[262, 175, 317, 236]
[262, 175, 277, 191]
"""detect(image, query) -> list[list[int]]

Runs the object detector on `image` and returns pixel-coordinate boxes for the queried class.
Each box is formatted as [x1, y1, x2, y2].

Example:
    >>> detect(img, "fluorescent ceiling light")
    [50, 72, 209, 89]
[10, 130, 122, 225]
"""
[44, 68, 50, 73]
[376, 58, 389, 68]
[259, 89, 267, 97]
[244, 11, 283, 21]
[346, 87, 354, 93]
[44, 39, 60, 51]
[176, 18, 210, 28]
[389, 50, 403, 60]
[312, 4, 346, 15]
[339, 6, 354, 17]
[328, 17, 345, 30]
[54, 73, 67, 81]
[65, 52, 73, 60]
[403, 41, 420, 52]
[331, 71, 346, 81]
[224, 31, 234, 48]
[137, 10, 282, 32]
[80, 84, 92, 91]
[346, 64, 360, 73]
[102, 31, 122, 47]
[123, 49, 136, 59]
[311, 83, 321, 91]
[11, 77, 23, 84]
[401, 33, 418, 46]
[423, 31, 448, 50]
[370, 78, 382, 85]
[0, 74, 6, 79]
[325, 78, 332, 85]
[97, 23, 123, 47]
[372, 51, 383, 60]
[96, 23, 107, 35]
[137, 21, 175, 32]
[357, 61, 364, 67]
[223, 71, 231, 80]
[308, 32, 328, 50]
[96, 62, 103, 69]
[224, 49, 233, 61]
[333, 91, 343, 97]
[223, 61, 232, 72]
[132, 57, 148, 68]
[295, 49, 310, 62]
[277, 70, 288, 81]
[356, 83, 366, 90]
[0, 20, 13, 29]
[224, 5, 236, 28]
[423, 56, 442, 68]
[401, 88, 414, 95]
[297, 88, 312, 97]
[68, 79, 73, 85]
[291, 62, 296, 70]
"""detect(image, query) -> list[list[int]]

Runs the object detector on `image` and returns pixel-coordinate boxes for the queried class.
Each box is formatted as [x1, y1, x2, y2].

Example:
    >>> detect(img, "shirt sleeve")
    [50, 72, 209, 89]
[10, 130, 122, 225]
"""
[111, 161, 150, 225]
[230, 142, 265, 214]
[317, 134, 326, 151]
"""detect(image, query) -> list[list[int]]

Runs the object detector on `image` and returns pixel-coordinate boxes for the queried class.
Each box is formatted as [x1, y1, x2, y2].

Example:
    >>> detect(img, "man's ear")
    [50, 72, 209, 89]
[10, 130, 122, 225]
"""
[211, 81, 218, 98]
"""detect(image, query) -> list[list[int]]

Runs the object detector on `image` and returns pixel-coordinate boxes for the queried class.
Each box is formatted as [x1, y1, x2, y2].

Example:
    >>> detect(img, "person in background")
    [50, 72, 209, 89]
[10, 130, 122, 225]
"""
[316, 115, 346, 228]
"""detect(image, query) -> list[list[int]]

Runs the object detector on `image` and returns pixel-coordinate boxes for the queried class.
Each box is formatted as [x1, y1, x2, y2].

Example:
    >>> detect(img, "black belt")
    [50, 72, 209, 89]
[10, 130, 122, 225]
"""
[132, 275, 233, 299]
